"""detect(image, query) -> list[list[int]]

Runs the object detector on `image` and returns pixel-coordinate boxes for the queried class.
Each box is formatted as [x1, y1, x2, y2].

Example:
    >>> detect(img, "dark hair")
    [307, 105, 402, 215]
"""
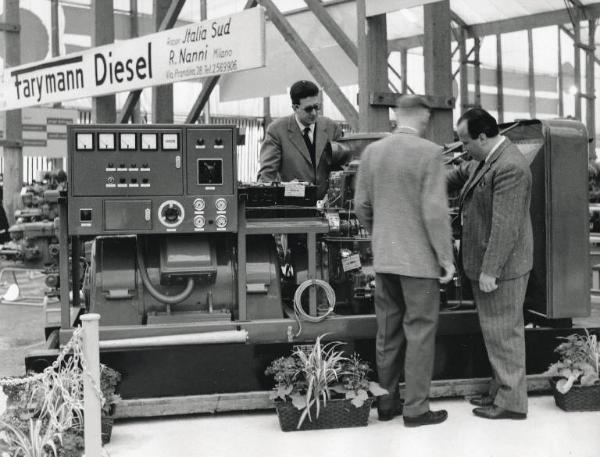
[290, 80, 319, 105]
[458, 108, 499, 139]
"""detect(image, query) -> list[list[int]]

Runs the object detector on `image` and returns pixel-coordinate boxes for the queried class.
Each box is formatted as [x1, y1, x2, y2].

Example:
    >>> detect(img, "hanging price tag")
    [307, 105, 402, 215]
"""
[283, 182, 306, 197]
[341, 254, 362, 272]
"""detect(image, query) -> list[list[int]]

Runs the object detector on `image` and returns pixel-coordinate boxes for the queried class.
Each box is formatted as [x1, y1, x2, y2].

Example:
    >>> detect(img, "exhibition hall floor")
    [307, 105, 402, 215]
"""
[106, 395, 600, 457]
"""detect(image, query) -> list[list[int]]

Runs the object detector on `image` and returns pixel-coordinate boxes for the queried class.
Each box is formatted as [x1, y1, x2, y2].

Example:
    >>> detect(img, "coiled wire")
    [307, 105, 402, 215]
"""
[293, 279, 336, 337]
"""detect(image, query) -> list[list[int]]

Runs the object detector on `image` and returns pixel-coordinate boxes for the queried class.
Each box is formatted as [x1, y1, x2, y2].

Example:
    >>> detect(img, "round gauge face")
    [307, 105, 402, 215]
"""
[76, 133, 94, 151]
[215, 198, 227, 211]
[162, 133, 179, 150]
[119, 133, 136, 150]
[98, 132, 116, 150]
[141, 133, 158, 150]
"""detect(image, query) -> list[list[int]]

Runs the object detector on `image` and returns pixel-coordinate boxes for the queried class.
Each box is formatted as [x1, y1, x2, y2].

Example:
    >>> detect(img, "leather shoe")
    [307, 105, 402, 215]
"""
[377, 398, 404, 421]
[403, 409, 448, 427]
[473, 405, 526, 420]
[469, 395, 494, 407]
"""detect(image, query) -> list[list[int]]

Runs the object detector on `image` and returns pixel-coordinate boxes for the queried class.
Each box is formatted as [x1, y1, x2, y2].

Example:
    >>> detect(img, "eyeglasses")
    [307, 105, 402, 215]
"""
[296, 104, 321, 113]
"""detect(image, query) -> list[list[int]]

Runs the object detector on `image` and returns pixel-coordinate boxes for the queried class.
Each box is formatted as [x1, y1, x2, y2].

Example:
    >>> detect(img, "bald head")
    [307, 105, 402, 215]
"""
[393, 95, 432, 136]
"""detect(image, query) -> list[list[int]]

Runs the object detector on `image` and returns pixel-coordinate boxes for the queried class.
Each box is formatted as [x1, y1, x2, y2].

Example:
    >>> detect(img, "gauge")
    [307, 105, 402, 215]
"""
[98, 132, 116, 150]
[119, 132, 136, 150]
[215, 198, 227, 211]
[193, 215, 206, 228]
[215, 215, 228, 228]
[193, 198, 206, 211]
[141, 133, 158, 150]
[76, 132, 94, 151]
[162, 132, 179, 150]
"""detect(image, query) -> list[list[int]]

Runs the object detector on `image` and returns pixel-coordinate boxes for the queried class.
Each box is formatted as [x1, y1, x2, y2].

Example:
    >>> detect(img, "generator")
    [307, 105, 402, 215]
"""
[30, 119, 591, 408]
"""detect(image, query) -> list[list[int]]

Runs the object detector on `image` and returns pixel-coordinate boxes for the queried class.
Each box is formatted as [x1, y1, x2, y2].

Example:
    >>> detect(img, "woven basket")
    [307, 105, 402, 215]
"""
[550, 378, 600, 412]
[275, 397, 374, 432]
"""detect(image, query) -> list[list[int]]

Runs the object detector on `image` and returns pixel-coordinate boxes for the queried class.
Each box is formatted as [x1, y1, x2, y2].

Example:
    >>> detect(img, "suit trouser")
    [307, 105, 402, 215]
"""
[471, 273, 529, 414]
[375, 273, 440, 417]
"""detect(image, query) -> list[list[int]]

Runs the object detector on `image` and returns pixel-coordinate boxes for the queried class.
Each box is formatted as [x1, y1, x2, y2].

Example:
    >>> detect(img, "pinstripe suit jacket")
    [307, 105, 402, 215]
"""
[257, 115, 344, 199]
[448, 138, 533, 281]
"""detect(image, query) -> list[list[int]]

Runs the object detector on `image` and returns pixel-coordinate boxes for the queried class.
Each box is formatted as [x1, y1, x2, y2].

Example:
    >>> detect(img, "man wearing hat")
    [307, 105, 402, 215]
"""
[355, 95, 455, 427]
[257, 80, 345, 200]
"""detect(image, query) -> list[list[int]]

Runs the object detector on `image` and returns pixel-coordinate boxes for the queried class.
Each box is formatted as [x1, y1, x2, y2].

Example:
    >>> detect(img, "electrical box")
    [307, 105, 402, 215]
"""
[67, 124, 237, 235]
[505, 119, 590, 319]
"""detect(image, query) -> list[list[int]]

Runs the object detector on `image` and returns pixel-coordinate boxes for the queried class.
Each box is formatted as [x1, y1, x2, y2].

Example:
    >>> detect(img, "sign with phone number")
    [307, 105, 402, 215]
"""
[0, 7, 265, 111]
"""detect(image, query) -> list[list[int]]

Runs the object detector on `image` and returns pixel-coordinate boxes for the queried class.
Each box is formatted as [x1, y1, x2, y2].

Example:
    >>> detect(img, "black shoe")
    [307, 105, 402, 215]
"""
[473, 405, 526, 420]
[377, 397, 404, 421]
[469, 395, 494, 407]
[403, 409, 448, 427]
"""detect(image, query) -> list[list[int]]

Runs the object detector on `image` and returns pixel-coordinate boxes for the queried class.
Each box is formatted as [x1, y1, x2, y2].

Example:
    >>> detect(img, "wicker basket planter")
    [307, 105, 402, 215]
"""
[550, 378, 600, 412]
[275, 398, 374, 432]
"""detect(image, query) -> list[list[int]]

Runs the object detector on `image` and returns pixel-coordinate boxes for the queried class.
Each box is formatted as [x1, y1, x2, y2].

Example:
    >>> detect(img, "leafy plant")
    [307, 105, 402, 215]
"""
[544, 329, 600, 394]
[265, 334, 387, 429]
[99, 365, 122, 416]
[0, 418, 61, 457]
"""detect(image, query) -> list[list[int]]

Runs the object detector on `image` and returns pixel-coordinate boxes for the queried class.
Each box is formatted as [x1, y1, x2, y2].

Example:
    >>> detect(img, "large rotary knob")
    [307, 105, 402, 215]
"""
[158, 200, 185, 227]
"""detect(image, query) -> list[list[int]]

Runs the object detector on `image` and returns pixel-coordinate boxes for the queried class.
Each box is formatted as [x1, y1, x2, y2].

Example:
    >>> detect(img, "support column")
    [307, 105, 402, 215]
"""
[459, 28, 468, 114]
[527, 29, 536, 118]
[201, 0, 211, 124]
[130, 0, 142, 123]
[473, 37, 481, 108]
[357, 0, 389, 132]
[2, 0, 22, 223]
[152, 0, 174, 123]
[574, 19, 582, 120]
[558, 27, 564, 118]
[496, 33, 504, 123]
[423, 0, 453, 144]
[586, 19, 596, 160]
[50, 0, 63, 170]
[400, 49, 408, 94]
[92, 0, 116, 123]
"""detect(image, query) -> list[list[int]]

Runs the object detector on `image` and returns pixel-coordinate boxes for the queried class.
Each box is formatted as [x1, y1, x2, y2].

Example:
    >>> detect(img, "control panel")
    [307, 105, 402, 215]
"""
[67, 124, 237, 235]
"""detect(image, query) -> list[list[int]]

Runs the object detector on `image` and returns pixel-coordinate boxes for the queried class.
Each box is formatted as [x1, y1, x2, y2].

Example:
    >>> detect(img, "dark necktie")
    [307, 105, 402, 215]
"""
[302, 126, 317, 176]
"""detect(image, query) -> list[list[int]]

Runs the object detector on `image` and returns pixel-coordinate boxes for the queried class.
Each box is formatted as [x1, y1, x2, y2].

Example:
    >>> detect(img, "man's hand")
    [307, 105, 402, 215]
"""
[439, 262, 455, 284]
[479, 272, 498, 293]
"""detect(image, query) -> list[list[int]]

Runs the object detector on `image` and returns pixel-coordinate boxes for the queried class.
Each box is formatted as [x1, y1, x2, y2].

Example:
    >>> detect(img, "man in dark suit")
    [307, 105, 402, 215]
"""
[448, 108, 533, 420]
[257, 80, 345, 200]
[355, 95, 455, 427]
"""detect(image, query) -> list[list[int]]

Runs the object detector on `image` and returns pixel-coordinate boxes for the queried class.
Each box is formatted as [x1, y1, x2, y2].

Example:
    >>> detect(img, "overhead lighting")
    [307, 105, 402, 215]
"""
[568, 85, 579, 95]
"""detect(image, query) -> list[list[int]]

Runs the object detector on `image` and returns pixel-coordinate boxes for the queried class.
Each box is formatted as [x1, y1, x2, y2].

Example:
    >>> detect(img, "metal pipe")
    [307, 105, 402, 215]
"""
[99, 330, 249, 350]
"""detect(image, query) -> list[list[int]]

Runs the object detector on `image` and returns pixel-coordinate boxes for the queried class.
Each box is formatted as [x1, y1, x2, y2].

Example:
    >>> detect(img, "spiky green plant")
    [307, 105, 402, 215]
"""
[0, 418, 61, 457]
[544, 329, 600, 394]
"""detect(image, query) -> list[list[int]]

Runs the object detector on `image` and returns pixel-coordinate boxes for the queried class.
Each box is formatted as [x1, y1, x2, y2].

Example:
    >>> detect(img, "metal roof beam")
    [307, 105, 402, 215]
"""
[303, 0, 357, 64]
[389, 3, 600, 50]
[185, 0, 257, 124]
[259, 0, 358, 129]
[118, 0, 186, 123]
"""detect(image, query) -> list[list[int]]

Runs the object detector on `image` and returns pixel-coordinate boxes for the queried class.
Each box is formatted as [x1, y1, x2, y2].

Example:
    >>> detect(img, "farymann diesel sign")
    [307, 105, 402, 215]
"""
[0, 7, 265, 111]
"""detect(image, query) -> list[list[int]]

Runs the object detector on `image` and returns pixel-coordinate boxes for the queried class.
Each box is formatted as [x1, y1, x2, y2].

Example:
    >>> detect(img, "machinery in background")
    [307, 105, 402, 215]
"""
[0, 170, 66, 270]
[27, 120, 591, 405]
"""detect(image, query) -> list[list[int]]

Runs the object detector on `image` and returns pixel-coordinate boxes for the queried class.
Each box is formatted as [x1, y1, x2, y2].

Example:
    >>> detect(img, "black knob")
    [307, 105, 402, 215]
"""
[131, 163, 136, 168]
[163, 204, 180, 223]
[131, 178, 137, 184]
[119, 178, 126, 184]
[142, 163, 149, 168]
[108, 162, 114, 168]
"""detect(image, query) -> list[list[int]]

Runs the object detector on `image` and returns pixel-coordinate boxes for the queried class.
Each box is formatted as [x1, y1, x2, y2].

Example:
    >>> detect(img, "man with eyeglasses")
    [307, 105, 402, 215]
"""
[258, 80, 345, 200]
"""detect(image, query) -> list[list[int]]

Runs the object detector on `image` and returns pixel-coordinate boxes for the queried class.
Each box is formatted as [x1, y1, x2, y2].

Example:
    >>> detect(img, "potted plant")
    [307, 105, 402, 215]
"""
[265, 334, 387, 431]
[99, 364, 121, 445]
[543, 329, 600, 411]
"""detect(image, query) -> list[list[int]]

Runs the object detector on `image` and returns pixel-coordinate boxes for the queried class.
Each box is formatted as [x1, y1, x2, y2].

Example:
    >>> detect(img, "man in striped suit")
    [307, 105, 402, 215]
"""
[448, 108, 533, 420]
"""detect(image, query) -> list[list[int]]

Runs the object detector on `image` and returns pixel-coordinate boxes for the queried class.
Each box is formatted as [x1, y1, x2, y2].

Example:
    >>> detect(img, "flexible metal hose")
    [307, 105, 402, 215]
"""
[293, 278, 336, 337]
[135, 240, 195, 305]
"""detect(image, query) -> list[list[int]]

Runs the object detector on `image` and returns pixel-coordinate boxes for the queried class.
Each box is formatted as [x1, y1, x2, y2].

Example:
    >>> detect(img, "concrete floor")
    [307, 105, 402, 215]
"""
[105, 395, 600, 457]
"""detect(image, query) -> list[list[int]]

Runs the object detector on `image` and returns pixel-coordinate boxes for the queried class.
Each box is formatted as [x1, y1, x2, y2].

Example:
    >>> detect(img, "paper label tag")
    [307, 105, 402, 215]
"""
[284, 182, 306, 197]
[325, 212, 340, 231]
[341, 254, 362, 272]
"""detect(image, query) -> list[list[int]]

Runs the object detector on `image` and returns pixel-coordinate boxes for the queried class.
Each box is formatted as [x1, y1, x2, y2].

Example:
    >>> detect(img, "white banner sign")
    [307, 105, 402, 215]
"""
[0, 7, 265, 111]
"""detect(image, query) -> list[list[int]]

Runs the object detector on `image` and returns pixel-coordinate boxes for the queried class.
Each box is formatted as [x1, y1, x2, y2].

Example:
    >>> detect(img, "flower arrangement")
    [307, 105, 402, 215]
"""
[543, 329, 600, 394]
[265, 334, 387, 429]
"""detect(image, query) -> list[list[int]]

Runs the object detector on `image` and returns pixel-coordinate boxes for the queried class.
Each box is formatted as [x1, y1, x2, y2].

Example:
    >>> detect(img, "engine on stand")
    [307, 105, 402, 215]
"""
[0, 170, 65, 269]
